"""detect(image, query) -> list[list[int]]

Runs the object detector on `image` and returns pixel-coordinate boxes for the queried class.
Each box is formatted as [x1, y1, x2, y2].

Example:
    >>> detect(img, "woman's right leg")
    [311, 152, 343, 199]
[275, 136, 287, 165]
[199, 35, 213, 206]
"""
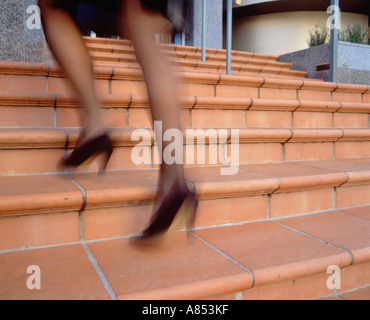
[39, 0, 105, 144]
[122, 0, 197, 242]
[122, 0, 188, 201]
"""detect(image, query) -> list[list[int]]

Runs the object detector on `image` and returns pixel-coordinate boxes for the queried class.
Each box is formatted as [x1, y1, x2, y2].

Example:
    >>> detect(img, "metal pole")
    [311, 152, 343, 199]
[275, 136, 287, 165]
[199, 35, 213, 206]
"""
[226, 0, 232, 75]
[329, 0, 339, 83]
[202, 0, 207, 62]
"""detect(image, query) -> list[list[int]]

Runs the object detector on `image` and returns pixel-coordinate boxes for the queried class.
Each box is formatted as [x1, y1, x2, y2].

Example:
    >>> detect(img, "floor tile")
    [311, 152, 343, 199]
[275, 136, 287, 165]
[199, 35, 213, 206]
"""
[340, 206, 370, 220]
[184, 166, 279, 199]
[88, 233, 253, 300]
[0, 244, 110, 300]
[241, 162, 346, 191]
[278, 211, 370, 264]
[0, 174, 83, 214]
[195, 221, 351, 287]
[302, 158, 370, 174]
[71, 170, 159, 206]
[339, 286, 370, 300]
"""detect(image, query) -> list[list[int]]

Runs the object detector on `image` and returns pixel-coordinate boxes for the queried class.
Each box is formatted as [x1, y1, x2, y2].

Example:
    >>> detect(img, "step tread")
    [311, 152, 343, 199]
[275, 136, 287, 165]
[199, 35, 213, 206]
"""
[2, 127, 370, 149]
[1, 158, 370, 216]
[333, 286, 370, 300]
[2, 90, 370, 113]
[1, 61, 369, 95]
[83, 36, 281, 62]
[88, 53, 306, 78]
[1, 206, 368, 299]
[0, 174, 83, 215]
[1, 35, 369, 300]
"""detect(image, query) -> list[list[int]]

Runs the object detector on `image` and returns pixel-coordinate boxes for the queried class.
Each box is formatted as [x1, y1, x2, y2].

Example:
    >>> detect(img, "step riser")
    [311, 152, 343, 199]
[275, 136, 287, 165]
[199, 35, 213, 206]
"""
[89, 60, 304, 80]
[1, 184, 369, 252]
[84, 39, 282, 64]
[225, 260, 370, 300]
[1, 72, 368, 102]
[1, 103, 370, 129]
[1, 37, 369, 300]
[0, 211, 80, 252]
[2, 141, 370, 175]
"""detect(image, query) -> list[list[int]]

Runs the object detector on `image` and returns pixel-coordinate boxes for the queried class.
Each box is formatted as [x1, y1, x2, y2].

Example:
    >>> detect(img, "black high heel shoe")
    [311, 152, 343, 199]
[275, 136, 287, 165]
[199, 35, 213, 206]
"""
[64, 133, 113, 173]
[131, 188, 198, 248]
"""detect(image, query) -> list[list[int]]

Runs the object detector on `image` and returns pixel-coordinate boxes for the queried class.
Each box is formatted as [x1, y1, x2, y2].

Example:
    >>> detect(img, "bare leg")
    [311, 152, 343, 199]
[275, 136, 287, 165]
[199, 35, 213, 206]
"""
[39, 0, 105, 144]
[123, 0, 188, 200]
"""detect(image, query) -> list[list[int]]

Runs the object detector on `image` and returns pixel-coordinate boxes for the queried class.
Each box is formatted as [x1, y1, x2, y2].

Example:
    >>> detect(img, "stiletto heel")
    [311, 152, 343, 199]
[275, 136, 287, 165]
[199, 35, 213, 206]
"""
[98, 146, 113, 175]
[64, 133, 113, 173]
[185, 196, 198, 231]
[130, 189, 198, 248]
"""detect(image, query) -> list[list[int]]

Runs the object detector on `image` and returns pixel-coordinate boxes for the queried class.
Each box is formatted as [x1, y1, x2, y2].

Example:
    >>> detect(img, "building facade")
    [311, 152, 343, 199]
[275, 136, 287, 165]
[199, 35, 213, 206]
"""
[232, 0, 369, 56]
[0, 0, 223, 63]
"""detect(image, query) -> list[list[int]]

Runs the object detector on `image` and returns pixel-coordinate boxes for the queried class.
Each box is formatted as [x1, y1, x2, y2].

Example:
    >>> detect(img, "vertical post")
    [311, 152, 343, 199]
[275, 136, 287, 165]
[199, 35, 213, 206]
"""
[329, 0, 339, 83]
[202, 0, 207, 62]
[226, 0, 232, 75]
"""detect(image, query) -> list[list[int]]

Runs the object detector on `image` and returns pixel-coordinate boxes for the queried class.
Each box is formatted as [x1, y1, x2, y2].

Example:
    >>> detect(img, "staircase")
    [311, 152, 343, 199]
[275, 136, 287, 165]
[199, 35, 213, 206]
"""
[0, 37, 369, 300]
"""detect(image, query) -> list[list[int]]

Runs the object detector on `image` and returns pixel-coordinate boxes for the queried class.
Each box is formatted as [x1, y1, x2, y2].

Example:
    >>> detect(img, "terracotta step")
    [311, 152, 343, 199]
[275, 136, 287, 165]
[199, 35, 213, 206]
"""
[2, 127, 370, 175]
[1, 62, 368, 102]
[85, 45, 294, 70]
[0, 205, 368, 299]
[322, 286, 370, 300]
[1, 91, 369, 130]
[83, 36, 284, 66]
[87, 51, 306, 80]
[84, 38, 305, 79]
[1, 158, 369, 252]
[1, 36, 369, 300]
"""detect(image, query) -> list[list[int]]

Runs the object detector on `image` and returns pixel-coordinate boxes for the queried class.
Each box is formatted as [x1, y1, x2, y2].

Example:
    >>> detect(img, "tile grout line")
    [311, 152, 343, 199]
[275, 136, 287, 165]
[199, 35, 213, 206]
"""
[61, 131, 117, 300]
[0, 241, 82, 255]
[336, 209, 370, 222]
[273, 221, 355, 265]
[81, 241, 118, 300]
[65, 176, 118, 300]
[189, 231, 256, 287]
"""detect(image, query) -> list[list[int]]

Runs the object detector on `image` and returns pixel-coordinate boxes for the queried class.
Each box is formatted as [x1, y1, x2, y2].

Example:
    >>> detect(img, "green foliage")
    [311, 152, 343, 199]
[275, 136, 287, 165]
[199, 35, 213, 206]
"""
[339, 23, 368, 44]
[307, 22, 369, 47]
[306, 24, 329, 48]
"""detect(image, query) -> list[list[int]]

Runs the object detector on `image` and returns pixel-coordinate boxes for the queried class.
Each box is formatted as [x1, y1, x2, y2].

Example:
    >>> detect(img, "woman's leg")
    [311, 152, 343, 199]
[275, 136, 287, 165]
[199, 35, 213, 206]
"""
[122, 0, 188, 201]
[39, 0, 105, 144]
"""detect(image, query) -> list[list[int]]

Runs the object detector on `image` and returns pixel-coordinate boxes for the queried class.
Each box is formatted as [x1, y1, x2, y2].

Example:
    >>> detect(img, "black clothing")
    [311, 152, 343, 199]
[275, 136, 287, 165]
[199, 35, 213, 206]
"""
[46, 0, 190, 36]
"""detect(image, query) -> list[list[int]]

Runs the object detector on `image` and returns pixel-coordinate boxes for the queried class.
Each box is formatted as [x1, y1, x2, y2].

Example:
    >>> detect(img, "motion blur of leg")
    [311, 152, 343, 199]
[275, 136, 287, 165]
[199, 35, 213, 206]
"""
[122, 0, 197, 245]
[39, 0, 197, 245]
[123, 0, 187, 201]
[39, 0, 112, 172]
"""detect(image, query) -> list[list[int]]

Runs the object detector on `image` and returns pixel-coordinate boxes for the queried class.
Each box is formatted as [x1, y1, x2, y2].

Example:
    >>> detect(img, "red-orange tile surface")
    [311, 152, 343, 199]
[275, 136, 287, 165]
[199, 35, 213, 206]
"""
[279, 211, 370, 264]
[339, 286, 370, 300]
[88, 234, 253, 300]
[1, 37, 369, 300]
[0, 212, 79, 251]
[195, 221, 351, 287]
[0, 245, 110, 300]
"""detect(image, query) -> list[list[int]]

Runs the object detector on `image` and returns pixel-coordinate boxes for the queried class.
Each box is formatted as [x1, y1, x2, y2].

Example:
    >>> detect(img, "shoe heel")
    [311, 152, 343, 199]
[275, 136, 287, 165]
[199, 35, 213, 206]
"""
[98, 146, 113, 175]
[185, 195, 198, 231]
[64, 132, 113, 174]
[130, 192, 198, 250]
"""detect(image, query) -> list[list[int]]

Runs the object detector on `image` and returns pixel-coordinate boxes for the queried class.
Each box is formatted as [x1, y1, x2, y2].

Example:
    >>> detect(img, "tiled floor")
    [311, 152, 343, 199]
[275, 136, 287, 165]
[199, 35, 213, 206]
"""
[1, 206, 369, 300]
[1, 38, 369, 300]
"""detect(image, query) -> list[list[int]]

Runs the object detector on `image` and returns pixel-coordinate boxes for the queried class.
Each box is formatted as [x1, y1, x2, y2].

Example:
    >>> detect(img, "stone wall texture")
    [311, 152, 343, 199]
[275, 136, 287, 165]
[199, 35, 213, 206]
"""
[0, 0, 46, 62]
[279, 42, 370, 85]
[0, 0, 224, 63]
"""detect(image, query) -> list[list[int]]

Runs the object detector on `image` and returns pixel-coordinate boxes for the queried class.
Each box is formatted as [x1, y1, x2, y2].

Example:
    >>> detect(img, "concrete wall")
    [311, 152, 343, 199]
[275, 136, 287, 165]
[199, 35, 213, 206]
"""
[0, 0, 224, 63]
[0, 0, 46, 62]
[186, 0, 223, 49]
[233, 11, 369, 56]
[279, 41, 370, 85]
[337, 41, 370, 85]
